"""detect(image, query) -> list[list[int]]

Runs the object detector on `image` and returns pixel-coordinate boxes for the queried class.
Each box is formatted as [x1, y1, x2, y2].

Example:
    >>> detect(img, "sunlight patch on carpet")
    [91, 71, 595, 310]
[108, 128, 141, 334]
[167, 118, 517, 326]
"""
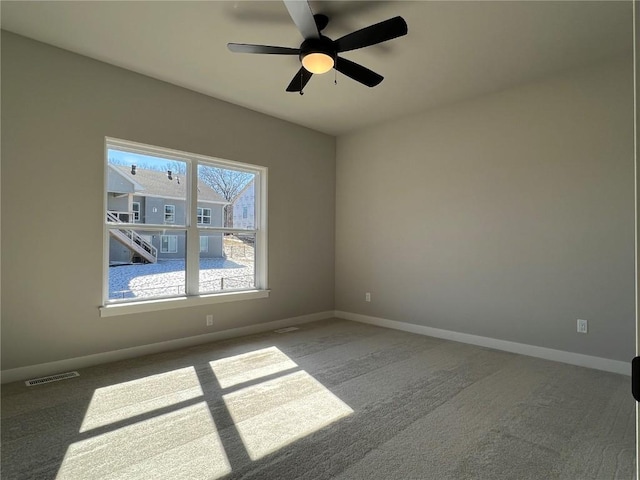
[209, 346, 298, 388]
[223, 370, 354, 460]
[80, 367, 203, 432]
[57, 402, 230, 480]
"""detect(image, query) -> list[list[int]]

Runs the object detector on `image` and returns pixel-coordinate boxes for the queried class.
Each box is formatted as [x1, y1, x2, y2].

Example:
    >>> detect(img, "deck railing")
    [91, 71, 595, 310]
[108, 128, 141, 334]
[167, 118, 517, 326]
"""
[107, 211, 158, 263]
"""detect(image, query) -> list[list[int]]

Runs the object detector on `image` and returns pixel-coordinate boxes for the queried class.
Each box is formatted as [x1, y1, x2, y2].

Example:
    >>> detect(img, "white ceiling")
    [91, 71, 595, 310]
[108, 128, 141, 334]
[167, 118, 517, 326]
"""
[1, 1, 633, 136]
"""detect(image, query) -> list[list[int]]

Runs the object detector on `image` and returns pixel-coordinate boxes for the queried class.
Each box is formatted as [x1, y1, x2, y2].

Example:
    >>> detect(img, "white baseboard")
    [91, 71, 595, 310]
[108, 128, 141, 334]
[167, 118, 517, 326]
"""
[335, 311, 630, 376]
[5, 310, 628, 383]
[1, 311, 334, 384]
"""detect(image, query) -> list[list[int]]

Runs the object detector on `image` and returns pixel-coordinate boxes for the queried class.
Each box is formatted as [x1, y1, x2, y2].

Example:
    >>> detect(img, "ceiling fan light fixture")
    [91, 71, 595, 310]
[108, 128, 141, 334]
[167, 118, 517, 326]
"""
[301, 52, 334, 74]
[299, 37, 335, 75]
[228, 1, 408, 92]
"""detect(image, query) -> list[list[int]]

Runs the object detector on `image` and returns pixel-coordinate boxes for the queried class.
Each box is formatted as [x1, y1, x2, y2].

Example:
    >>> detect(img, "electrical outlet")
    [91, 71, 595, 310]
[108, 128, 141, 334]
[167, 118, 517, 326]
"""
[206, 315, 214, 326]
[365, 292, 371, 302]
[577, 319, 588, 334]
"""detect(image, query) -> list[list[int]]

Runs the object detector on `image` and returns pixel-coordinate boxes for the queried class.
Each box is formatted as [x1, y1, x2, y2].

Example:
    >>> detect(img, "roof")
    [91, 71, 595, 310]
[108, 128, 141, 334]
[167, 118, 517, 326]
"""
[111, 165, 227, 204]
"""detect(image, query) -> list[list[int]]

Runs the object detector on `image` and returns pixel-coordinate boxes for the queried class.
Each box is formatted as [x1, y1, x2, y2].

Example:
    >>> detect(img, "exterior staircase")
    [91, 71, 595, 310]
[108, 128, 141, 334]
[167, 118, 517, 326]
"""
[107, 211, 158, 264]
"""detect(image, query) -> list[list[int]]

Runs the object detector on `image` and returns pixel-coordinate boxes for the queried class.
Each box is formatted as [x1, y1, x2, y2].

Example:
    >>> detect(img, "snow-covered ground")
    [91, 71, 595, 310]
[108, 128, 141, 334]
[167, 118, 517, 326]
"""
[109, 257, 254, 299]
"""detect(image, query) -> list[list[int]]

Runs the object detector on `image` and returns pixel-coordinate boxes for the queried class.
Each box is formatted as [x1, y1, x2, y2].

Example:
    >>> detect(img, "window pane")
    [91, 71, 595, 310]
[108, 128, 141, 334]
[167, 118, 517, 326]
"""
[160, 235, 178, 253]
[164, 205, 176, 224]
[200, 236, 208, 253]
[197, 165, 255, 229]
[131, 202, 141, 223]
[197, 207, 212, 225]
[108, 228, 186, 300]
[199, 233, 255, 293]
[105, 140, 266, 306]
[107, 149, 187, 226]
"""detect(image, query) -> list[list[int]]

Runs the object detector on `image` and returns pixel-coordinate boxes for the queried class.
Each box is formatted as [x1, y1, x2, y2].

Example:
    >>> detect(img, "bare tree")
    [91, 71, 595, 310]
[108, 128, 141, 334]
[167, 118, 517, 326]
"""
[109, 157, 187, 174]
[164, 160, 187, 175]
[108, 156, 128, 167]
[199, 166, 253, 227]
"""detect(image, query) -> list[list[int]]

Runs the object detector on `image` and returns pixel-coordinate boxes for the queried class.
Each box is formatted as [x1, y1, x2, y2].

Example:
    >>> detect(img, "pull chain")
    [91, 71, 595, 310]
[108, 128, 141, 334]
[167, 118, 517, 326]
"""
[299, 69, 304, 95]
[334, 67, 337, 85]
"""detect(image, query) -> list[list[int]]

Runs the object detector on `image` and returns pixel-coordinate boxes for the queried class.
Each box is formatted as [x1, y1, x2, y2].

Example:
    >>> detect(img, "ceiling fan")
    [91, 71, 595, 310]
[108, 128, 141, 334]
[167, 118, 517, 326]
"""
[227, 0, 408, 94]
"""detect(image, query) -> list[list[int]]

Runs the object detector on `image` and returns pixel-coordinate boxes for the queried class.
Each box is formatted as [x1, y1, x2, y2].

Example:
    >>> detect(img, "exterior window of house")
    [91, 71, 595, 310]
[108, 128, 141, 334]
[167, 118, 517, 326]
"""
[197, 207, 212, 225]
[164, 205, 175, 223]
[103, 137, 268, 314]
[243, 206, 248, 219]
[132, 202, 140, 222]
[200, 236, 208, 253]
[160, 235, 178, 253]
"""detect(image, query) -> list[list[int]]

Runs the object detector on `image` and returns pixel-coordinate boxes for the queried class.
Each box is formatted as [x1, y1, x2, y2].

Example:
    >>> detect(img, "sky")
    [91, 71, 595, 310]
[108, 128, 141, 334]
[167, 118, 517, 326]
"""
[108, 149, 185, 172]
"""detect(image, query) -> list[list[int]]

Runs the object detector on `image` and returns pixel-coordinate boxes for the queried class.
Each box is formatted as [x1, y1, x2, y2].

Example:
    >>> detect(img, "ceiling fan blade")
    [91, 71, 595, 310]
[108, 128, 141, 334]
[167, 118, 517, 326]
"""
[283, 0, 320, 40]
[335, 57, 383, 87]
[228, 43, 300, 55]
[286, 67, 313, 92]
[334, 16, 407, 53]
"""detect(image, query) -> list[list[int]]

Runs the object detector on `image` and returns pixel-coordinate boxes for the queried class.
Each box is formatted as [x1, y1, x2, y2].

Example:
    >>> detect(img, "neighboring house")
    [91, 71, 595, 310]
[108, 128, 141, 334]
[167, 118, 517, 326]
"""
[232, 179, 255, 230]
[107, 165, 227, 264]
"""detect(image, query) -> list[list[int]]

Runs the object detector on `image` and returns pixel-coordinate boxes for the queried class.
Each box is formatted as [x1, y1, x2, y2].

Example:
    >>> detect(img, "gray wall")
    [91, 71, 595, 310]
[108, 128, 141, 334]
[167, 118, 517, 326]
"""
[1, 31, 633, 372]
[335, 57, 635, 361]
[1, 32, 336, 370]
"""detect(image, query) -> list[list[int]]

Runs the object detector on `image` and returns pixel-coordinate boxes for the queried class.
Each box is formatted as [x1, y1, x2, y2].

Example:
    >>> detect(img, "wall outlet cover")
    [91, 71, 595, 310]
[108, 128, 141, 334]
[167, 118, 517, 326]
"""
[577, 319, 588, 333]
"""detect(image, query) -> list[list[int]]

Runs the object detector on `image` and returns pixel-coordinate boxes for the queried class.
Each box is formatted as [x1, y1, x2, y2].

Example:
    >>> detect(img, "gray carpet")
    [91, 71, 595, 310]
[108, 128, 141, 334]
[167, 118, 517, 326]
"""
[1, 318, 635, 479]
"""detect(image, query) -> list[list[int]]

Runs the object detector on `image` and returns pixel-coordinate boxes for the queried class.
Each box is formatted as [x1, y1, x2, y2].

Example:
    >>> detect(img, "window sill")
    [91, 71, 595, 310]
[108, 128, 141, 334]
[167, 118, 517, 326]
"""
[99, 290, 270, 317]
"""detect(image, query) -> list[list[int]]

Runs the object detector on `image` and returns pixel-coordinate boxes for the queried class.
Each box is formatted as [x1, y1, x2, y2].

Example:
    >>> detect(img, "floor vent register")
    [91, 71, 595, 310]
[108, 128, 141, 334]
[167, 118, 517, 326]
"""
[25, 371, 80, 386]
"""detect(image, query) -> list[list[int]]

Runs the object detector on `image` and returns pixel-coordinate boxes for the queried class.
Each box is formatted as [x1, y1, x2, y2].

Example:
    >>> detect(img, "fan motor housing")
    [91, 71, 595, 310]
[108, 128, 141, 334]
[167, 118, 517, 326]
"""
[299, 36, 336, 63]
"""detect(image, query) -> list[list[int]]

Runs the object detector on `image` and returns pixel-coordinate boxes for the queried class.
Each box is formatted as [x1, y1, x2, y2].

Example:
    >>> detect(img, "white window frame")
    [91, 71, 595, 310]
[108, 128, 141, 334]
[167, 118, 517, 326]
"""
[101, 137, 269, 317]
[199, 235, 209, 253]
[164, 204, 176, 224]
[132, 202, 141, 223]
[160, 235, 178, 254]
[197, 207, 212, 225]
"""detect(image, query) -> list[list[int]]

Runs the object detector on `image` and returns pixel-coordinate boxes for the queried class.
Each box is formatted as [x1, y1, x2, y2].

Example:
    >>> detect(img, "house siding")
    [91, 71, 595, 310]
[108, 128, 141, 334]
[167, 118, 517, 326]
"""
[107, 167, 135, 194]
[107, 194, 129, 216]
[132, 196, 145, 223]
[109, 237, 134, 264]
[232, 180, 255, 230]
[106, 167, 226, 262]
